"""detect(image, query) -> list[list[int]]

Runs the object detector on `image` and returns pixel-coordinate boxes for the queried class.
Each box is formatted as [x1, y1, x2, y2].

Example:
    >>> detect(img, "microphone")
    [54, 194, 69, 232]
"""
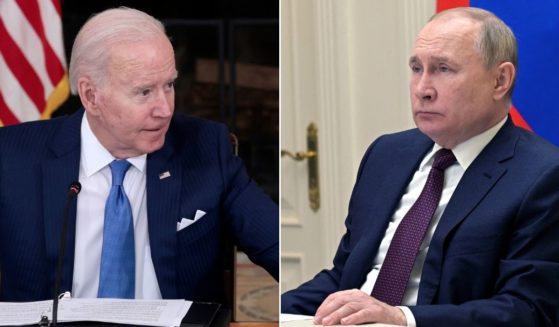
[51, 182, 81, 327]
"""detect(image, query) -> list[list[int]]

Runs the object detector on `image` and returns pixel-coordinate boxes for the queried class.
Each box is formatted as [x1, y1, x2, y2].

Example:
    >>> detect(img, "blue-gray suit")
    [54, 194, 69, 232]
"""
[282, 119, 559, 326]
[0, 109, 278, 303]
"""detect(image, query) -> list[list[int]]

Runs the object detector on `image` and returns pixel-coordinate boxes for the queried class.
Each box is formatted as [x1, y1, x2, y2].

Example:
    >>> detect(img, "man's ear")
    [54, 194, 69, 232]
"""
[77, 77, 101, 115]
[493, 62, 515, 101]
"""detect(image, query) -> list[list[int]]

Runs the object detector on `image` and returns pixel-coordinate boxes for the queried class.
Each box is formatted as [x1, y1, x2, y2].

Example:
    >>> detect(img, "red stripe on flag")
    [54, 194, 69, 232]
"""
[437, 0, 470, 12]
[51, 0, 62, 17]
[0, 18, 45, 112]
[510, 106, 532, 131]
[0, 91, 21, 126]
[16, 0, 65, 87]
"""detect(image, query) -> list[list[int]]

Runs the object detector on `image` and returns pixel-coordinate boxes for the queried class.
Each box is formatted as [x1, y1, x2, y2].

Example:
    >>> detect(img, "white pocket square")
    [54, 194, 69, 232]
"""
[177, 210, 206, 231]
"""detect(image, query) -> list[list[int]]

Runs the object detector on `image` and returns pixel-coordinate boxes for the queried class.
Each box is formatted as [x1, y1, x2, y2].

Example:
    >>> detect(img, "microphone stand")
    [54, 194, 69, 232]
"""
[52, 182, 81, 327]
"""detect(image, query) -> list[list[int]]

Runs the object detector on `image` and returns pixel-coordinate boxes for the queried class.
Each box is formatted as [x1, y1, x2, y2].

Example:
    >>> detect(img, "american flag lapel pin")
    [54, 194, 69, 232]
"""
[159, 171, 171, 180]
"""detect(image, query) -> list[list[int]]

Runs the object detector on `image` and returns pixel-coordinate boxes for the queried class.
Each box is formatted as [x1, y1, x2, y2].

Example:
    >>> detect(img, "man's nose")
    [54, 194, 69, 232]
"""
[153, 91, 173, 117]
[414, 74, 436, 102]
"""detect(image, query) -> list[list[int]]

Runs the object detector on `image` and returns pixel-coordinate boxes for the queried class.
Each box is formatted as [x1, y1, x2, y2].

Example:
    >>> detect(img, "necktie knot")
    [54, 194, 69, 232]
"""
[432, 149, 456, 171]
[110, 160, 131, 186]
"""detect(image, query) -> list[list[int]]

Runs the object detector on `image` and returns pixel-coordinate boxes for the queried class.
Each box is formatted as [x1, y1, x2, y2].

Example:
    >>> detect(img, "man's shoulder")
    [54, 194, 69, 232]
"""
[0, 115, 68, 147]
[379, 128, 426, 141]
[168, 114, 226, 137]
[512, 126, 559, 165]
[164, 114, 230, 155]
[0, 115, 65, 133]
[368, 128, 430, 151]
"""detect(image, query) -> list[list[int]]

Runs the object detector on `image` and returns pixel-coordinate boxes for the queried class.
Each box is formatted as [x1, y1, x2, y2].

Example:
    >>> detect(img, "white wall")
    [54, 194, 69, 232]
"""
[281, 0, 436, 282]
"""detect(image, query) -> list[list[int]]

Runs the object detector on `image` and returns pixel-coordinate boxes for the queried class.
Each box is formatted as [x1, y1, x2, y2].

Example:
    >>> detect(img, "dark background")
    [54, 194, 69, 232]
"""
[56, 0, 279, 202]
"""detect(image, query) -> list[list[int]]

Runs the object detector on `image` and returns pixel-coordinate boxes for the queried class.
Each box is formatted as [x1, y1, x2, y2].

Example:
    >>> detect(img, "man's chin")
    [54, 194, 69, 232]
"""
[140, 137, 166, 154]
[416, 124, 444, 140]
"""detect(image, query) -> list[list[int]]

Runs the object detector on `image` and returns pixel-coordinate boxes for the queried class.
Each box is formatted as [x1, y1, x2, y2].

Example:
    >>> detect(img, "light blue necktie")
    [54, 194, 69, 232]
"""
[98, 160, 135, 298]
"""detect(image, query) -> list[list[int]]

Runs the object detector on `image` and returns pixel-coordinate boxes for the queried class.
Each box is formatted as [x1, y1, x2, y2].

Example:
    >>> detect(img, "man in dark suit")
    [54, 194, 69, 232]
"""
[282, 7, 559, 327]
[0, 7, 278, 303]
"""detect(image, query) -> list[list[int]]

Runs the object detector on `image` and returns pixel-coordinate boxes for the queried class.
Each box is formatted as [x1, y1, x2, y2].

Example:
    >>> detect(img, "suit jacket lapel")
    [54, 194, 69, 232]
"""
[146, 133, 181, 299]
[341, 134, 434, 288]
[42, 110, 83, 293]
[418, 120, 517, 304]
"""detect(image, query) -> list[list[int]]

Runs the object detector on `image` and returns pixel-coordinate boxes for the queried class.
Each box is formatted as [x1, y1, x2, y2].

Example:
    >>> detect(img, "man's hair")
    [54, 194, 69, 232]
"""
[69, 7, 167, 95]
[430, 7, 518, 97]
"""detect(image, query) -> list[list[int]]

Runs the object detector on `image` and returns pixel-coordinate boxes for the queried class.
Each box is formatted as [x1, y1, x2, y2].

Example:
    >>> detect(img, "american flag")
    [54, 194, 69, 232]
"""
[0, 0, 69, 126]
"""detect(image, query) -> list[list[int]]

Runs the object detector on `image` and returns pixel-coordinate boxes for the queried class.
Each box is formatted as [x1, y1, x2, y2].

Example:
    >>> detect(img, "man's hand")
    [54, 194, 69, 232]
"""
[313, 289, 407, 326]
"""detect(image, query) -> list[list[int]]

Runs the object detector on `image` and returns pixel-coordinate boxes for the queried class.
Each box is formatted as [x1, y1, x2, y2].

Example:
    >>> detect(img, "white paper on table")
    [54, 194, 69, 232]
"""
[279, 313, 401, 327]
[0, 300, 52, 326]
[0, 298, 192, 327]
[280, 313, 314, 322]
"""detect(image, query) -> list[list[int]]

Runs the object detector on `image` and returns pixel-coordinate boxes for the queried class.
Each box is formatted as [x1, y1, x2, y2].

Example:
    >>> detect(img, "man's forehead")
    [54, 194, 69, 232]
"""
[418, 14, 481, 41]
[414, 32, 474, 52]
[108, 40, 175, 73]
[412, 17, 480, 57]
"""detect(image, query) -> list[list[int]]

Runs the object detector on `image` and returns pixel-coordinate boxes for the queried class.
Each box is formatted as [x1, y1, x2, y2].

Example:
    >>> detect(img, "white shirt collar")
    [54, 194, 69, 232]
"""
[80, 114, 147, 177]
[419, 116, 508, 171]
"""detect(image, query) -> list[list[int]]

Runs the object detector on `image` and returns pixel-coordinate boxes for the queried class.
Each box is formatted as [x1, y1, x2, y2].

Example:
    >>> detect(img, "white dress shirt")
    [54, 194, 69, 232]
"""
[359, 117, 507, 326]
[72, 114, 162, 299]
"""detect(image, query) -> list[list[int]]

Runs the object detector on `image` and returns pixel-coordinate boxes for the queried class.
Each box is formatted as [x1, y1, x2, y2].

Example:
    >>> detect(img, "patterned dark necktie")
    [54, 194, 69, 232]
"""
[371, 148, 456, 306]
[98, 160, 135, 298]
